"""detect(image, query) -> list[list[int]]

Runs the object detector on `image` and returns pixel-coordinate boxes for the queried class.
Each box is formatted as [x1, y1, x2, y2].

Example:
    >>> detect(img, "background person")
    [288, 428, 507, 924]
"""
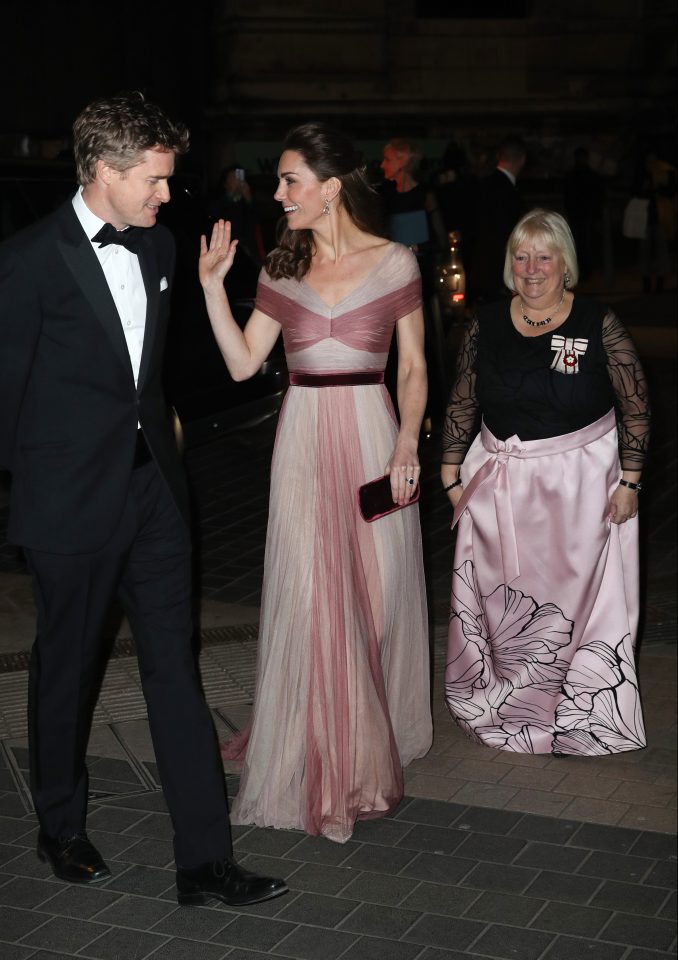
[630, 146, 677, 294]
[380, 136, 447, 422]
[199, 122, 433, 843]
[441, 208, 649, 756]
[434, 138, 477, 263]
[466, 135, 526, 305]
[0, 91, 286, 907]
[379, 136, 446, 288]
[207, 164, 266, 301]
[563, 146, 606, 284]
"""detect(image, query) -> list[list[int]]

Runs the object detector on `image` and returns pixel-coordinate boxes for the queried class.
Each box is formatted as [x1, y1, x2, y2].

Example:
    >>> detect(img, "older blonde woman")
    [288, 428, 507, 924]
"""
[441, 208, 650, 756]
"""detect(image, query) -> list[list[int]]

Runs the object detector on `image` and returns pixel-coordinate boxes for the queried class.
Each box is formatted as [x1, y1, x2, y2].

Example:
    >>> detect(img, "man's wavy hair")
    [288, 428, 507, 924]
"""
[73, 90, 189, 185]
[266, 122, 386, 281]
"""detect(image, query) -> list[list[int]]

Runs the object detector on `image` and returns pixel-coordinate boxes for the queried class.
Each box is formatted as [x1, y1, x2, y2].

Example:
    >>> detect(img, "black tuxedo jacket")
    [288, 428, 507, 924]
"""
[0, 199, 190, 554]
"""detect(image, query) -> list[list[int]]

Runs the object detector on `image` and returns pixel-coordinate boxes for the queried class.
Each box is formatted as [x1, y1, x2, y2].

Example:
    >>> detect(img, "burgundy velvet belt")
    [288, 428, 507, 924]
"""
[288, 371, 384, 387]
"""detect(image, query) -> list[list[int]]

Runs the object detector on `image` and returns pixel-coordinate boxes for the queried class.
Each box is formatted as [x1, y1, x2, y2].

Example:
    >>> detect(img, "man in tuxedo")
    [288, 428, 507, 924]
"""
[0, 92, 287, 907]
[467, 135, 527, 305]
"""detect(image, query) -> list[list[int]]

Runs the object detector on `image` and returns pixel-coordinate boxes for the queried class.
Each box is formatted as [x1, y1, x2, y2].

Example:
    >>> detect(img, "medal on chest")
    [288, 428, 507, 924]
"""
[550, 335, 588, 374]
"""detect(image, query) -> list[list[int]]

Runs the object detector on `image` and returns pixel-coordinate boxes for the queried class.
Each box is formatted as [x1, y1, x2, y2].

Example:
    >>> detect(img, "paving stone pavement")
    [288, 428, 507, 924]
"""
[0, 293, 675, 958]
[0, 748, 676, 960]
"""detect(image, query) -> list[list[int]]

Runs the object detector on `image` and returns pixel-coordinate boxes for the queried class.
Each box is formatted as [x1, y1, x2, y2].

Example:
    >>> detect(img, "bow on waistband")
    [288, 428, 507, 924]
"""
[451, 432, 521, 585]
[449, 409, 618, 587]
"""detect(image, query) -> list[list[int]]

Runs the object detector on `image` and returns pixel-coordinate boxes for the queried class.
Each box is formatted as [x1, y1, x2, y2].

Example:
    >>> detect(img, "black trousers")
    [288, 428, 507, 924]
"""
[25, 461, 231, 868]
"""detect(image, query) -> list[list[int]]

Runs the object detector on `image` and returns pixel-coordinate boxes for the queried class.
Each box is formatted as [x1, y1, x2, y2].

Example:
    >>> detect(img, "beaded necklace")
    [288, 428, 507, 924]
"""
[519, 289, 565, 327]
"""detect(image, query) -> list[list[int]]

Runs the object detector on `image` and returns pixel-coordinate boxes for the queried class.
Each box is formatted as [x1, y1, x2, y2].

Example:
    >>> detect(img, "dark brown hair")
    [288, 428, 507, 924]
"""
[266, 122, 386, 281]
[73, 90, 189, 185]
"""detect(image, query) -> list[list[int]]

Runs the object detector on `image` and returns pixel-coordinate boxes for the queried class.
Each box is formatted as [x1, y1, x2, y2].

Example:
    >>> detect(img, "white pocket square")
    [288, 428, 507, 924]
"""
[160, 276, 168, 291]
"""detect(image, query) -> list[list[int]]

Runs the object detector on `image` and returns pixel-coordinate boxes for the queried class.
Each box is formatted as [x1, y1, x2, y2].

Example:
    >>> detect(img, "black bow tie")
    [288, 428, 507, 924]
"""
[92, 223, 144, 252]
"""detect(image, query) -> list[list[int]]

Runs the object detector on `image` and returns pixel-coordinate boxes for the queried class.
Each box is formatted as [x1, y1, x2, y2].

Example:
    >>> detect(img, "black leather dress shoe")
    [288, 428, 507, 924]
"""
[37, 832, 111, 884]
[176, 858, 288, 906]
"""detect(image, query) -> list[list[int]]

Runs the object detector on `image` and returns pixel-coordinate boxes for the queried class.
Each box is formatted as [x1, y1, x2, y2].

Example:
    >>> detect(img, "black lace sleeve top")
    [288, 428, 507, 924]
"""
[441, 296, 650, 471]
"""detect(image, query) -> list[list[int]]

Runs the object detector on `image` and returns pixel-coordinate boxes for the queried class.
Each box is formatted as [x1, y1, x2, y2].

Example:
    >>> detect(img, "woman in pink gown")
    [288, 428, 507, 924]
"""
[199, 123, 432, 842]
[441, 209, 650, 757]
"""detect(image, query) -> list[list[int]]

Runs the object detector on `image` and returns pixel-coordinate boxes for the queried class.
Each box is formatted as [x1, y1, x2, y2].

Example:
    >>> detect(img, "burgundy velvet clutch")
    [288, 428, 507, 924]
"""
[358, 474, 420, 523]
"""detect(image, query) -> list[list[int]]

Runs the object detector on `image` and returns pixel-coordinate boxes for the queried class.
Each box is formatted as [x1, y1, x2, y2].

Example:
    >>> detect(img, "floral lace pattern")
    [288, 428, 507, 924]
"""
[442, 306, 650, 471]
[442, 314, 479, 466]
[602, 311, 650, 469]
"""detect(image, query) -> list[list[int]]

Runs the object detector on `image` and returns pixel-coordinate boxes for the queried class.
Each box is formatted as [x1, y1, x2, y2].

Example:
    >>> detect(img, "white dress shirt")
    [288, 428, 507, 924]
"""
[72, 188, 147, 387]
[496, 165, 517, 187]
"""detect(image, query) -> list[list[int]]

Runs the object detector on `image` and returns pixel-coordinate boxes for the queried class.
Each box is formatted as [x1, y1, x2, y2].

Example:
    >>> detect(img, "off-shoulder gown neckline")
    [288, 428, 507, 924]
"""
[300, 241, 397, 311]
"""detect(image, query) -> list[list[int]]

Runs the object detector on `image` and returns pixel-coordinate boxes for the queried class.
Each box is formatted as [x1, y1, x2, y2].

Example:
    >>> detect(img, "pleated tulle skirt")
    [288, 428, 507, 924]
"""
[222, 382, 432, 841]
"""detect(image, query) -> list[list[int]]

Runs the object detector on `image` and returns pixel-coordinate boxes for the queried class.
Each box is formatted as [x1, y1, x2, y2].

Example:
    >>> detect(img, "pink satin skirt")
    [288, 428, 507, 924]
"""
[445, 410, 646, 755]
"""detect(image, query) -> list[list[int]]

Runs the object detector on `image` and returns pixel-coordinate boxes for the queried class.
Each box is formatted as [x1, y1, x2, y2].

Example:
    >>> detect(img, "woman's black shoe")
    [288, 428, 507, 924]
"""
[176, 858, 288, 906]
[37, 832, 111, 884]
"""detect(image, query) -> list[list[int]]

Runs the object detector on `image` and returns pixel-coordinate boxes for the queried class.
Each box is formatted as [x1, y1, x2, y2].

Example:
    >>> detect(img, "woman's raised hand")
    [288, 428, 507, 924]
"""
[199, 219, 239, 290]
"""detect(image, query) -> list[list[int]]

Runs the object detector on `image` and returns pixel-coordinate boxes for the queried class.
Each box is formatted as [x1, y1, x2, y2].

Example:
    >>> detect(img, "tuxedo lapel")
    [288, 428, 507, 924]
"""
[136, 233, 160, 392]
[56, 204, 134, 379]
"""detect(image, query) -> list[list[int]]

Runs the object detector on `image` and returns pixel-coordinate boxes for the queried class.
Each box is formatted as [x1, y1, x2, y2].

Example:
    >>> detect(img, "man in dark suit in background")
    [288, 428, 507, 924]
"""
[563, 146, 605, 283]
[0, 91, 286, 907]
[466, 136, 527, 305]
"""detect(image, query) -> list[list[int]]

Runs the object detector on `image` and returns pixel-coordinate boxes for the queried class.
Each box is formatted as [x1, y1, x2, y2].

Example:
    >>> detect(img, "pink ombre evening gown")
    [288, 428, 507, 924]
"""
[222, 243, 432, 842]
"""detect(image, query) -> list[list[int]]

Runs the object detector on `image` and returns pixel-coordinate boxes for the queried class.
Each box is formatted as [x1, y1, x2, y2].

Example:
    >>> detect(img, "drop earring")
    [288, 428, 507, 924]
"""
[323, 198, 331, 215]
[563, 271, 571, 289]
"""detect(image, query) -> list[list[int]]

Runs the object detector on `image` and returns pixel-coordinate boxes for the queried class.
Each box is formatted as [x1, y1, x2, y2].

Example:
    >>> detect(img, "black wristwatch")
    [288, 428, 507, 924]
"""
[618, 479, 642, 492]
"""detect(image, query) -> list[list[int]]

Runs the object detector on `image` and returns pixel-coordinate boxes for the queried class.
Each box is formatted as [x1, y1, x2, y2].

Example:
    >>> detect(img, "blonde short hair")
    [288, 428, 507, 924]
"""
[503, 208, 579, 292]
